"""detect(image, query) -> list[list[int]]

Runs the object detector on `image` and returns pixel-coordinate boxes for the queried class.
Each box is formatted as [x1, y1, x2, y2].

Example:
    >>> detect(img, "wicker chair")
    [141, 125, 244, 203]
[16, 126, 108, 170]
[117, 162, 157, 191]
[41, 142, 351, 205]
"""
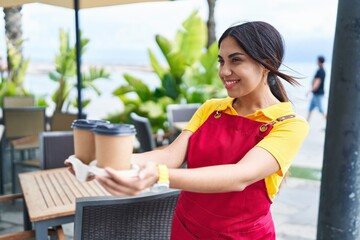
[0, 95, 36, 124]
[50, 112, 86, 131]
[166, 103, 200, 142]
[74, 189, 180, 240]
[2, 107, 46, 193]
[39, 131, 74, 169]
[2, 95, 35, 108]
[130, 112, 156, 152]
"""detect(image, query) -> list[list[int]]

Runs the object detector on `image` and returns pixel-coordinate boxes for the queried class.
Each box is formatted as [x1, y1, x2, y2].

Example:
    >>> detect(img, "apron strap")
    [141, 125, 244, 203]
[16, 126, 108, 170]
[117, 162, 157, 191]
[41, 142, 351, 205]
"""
[259, 114, 296, 132]
[274, 114, 296, 123]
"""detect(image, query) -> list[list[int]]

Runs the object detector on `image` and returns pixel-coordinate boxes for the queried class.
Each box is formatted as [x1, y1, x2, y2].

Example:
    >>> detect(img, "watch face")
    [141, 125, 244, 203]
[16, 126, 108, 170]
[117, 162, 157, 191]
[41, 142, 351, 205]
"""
[151, 183, 169, 193]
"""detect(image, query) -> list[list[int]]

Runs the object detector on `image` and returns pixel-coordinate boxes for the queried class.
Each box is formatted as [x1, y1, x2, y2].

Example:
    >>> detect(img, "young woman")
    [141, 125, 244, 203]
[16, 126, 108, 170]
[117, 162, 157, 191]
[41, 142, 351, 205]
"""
[81, 21, 309, 239]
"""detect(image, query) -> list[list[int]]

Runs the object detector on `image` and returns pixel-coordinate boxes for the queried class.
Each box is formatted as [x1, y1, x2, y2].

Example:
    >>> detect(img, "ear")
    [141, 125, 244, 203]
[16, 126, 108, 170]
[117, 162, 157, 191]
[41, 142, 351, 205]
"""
[261, 65, 270, 76]
[261, 59, 272, 75]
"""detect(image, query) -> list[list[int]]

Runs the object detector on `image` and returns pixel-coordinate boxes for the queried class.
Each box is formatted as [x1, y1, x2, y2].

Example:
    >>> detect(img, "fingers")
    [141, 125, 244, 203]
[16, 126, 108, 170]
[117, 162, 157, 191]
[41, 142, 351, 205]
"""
[67, 167, 75, 175]
[95, 162, 159, 196]
[64, 161, 75, 175]
[96, 175, 141, 196]
[87, 175, 95, 181]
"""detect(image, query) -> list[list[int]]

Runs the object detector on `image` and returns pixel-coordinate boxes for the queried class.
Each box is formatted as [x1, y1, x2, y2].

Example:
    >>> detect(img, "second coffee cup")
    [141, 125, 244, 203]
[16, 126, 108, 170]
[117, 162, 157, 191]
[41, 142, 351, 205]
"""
[93, 123, 136, 170]
[71, 119, 109, 165]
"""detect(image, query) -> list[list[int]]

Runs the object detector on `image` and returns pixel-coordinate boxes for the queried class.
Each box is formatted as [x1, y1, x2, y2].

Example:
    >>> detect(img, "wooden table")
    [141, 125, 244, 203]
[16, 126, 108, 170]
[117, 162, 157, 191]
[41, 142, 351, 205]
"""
[19, 167, 111, 240]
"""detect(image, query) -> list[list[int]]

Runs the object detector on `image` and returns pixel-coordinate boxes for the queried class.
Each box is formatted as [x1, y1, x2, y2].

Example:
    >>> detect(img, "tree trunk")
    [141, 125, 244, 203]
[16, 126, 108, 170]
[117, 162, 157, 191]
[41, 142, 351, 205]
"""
[206, 0, 216, 48]
[3, 6, 23, 72]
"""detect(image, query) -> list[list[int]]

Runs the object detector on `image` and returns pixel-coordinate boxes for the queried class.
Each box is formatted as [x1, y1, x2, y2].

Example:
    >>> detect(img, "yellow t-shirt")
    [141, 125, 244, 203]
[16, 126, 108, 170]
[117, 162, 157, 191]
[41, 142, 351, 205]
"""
[184, 97, 309, 201]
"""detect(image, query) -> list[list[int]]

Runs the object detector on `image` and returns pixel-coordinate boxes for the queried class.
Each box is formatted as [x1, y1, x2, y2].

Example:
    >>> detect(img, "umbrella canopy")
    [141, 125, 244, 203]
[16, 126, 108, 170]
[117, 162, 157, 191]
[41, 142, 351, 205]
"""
[1, 0, 167, 9]
[1, 0, 169, 118]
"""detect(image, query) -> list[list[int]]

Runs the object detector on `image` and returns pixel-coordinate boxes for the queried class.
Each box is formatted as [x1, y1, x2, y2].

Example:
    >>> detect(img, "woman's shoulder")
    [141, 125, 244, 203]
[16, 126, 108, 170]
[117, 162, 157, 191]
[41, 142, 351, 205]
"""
[263, 102, 309, 129]
[271, 103, 309, 133]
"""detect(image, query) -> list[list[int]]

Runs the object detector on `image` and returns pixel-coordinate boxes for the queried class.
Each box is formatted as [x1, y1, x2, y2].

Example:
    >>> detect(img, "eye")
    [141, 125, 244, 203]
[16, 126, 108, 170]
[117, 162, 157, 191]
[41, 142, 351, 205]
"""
[231, 57, 241, 63]
[218, 58, 224, 65]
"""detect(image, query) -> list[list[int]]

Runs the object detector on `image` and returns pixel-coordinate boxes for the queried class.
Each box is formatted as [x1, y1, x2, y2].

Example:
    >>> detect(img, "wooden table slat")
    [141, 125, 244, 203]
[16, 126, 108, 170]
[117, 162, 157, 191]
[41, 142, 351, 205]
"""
[48, 172, 71, 206]
[84, 181, 102, 196]
[19, 168, 110, 223]
[55, 171, 76, 204]
[64, 171, 91, 197]
[59, 170, 84, 198]
[33, 174, 55, 208]
[20, 173, 51, 221]
[94, 180, 112, 196]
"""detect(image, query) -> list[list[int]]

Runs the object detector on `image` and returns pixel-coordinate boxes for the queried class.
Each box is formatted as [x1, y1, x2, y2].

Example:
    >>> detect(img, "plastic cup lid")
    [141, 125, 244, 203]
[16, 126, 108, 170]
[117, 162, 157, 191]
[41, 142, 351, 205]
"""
[93, 123, 136, 136]
[71, 119, 110, 130]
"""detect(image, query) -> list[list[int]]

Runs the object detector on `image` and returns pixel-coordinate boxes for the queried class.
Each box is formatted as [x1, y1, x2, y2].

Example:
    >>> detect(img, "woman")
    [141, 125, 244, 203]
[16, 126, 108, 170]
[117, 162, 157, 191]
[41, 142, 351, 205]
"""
[85, 21, 309, 239]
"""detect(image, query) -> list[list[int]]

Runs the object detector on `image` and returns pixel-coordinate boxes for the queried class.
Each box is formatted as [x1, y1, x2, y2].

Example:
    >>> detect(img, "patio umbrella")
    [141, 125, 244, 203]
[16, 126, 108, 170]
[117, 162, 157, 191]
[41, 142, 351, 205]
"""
[1, 0, 170, 118]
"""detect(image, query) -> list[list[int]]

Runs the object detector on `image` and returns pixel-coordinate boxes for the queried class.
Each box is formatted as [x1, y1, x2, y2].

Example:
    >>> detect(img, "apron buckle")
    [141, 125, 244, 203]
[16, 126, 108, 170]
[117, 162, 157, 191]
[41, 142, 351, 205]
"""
[259, 124, 269, 132]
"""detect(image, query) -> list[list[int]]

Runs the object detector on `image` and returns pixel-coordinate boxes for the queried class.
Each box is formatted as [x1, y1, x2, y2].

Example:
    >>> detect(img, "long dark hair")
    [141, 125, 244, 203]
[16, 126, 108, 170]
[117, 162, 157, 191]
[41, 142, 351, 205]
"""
[218, 21, 299, 102]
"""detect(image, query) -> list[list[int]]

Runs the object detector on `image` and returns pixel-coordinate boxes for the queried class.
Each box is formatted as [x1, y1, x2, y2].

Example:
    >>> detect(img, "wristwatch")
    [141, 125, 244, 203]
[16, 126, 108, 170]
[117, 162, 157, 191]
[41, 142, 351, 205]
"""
[151, 164, 170, 192]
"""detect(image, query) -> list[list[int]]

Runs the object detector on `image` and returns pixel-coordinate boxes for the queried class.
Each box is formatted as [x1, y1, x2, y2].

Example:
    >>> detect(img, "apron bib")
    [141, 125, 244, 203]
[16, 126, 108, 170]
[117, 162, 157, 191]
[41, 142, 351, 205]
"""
[171, 111, 276, 239]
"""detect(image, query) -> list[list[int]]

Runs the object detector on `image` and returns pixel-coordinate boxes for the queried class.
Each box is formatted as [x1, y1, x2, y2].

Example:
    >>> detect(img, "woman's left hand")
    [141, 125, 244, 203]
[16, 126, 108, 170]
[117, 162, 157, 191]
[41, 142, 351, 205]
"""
[95, 161, 159, 196]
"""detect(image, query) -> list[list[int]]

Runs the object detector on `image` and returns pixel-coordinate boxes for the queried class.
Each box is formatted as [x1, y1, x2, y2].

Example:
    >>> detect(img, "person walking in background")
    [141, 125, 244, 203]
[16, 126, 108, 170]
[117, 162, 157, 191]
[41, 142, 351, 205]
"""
[307, 56, 327, 122]
[67, 21, 309, 239]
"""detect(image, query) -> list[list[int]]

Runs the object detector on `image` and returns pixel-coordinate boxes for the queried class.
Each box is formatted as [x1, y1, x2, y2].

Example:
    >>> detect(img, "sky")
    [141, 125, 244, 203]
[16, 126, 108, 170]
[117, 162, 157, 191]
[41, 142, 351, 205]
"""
[0, 0, 339, 66]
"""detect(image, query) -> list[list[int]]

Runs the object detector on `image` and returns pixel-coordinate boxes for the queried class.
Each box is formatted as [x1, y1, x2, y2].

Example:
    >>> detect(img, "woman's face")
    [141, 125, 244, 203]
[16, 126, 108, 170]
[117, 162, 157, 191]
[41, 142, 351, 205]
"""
[218, 36, 268, 99]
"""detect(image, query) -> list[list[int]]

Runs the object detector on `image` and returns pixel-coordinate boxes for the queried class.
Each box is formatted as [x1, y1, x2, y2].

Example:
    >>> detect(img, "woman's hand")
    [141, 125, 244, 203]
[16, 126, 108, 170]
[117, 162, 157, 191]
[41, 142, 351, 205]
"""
[64, 160, 75, 175]
[64, 160, 95, 181]
[96, 161, 159, 196]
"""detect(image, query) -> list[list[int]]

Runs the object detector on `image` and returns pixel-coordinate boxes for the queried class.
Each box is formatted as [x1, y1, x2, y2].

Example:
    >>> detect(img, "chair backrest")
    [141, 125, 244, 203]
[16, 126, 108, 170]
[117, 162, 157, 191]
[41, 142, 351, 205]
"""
[166, 103, 201, 137]
[50, 112, 85, 131]
[74, 189, 180, 240]
[3, 107, 46, 139]
[39, 131, 74, 169]
[130, 112, 156, 152]
[167, 103, 201, 125]
[2, 95, 35, 108]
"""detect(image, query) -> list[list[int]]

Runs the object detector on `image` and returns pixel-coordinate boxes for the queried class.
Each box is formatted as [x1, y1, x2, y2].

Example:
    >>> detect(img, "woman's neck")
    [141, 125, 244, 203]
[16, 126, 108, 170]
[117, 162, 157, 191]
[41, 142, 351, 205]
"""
[232, 93, 280, 116]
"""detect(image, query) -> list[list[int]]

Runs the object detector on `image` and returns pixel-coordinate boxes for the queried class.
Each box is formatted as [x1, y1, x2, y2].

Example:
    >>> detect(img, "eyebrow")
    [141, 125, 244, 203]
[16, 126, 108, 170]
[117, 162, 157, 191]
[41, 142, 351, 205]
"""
[218, 52, 245, 59]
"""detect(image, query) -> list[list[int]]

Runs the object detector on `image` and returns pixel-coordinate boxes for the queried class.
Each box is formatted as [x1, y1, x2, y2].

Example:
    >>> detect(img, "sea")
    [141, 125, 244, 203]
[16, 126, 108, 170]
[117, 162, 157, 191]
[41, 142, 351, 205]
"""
[22, 60, 331, 120]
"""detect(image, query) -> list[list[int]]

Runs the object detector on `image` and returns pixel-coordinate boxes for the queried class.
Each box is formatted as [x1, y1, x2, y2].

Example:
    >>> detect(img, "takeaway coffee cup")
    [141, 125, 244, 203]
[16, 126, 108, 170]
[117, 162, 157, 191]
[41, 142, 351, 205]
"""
[93, 123, 136, 170]
[71, 119, 109, 165]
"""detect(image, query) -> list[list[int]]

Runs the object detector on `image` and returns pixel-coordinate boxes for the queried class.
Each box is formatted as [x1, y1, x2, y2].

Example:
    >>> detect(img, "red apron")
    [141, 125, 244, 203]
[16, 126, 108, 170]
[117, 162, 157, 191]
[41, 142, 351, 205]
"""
[171, 111, 275, 239]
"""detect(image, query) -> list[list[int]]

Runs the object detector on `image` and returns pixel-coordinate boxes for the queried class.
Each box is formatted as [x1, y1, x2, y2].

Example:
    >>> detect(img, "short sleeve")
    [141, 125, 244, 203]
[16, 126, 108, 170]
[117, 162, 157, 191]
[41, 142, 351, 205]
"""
[257, 117, 309, 176]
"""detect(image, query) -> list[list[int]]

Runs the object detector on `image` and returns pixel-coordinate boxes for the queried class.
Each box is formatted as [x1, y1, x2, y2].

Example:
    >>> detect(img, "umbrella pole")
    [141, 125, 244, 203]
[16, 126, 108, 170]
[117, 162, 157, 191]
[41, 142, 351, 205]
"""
[74, 0, 83, 119]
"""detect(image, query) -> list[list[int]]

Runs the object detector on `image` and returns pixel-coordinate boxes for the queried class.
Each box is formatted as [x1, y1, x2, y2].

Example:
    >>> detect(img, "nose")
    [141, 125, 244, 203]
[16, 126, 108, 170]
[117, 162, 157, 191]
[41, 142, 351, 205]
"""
[218, 64, 232, 78]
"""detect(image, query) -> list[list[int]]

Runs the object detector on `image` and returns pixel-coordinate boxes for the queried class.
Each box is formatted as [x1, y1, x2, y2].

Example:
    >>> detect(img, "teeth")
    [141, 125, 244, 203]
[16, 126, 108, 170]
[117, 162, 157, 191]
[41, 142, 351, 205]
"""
[225, 80, 239, 85]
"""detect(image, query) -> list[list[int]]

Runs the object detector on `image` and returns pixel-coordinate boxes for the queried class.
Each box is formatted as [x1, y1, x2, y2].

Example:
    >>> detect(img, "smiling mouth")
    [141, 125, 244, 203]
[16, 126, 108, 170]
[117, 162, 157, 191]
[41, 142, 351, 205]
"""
[224, 80, 240, 86]
[223, 80, 239, 89]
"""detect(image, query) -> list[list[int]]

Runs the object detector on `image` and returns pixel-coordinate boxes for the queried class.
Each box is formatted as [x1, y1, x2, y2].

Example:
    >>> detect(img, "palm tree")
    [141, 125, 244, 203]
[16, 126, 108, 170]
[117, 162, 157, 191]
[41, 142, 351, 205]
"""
[206, 0, 216, 48]
[1, 6, 30, 97]
[3, 6, 23, 72]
